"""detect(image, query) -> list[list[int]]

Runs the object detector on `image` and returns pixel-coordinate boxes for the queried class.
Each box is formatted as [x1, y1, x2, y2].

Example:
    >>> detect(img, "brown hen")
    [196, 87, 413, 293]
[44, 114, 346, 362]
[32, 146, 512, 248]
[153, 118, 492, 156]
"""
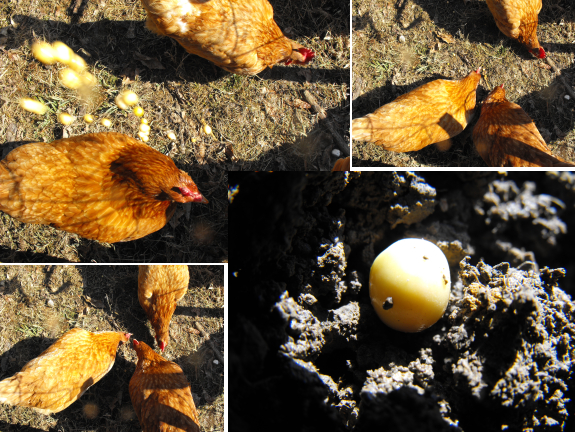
[0, 329, 131, 414]
[129, 340, 200, 432]
[0, 132, 208, 243]
[486, 0, 546, 58]
[473, 85, 575, 167]
[139, 265, 190, 351]
[139, 0, 315, 75]
[352, 68, 481, 153]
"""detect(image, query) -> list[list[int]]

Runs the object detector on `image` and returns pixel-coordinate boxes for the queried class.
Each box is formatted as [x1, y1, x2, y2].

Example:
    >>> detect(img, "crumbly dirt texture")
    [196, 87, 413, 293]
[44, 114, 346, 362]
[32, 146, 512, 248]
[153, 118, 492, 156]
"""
[229, 171, 575, 431]
[0, 265, 224, 432]
[352, 0, 575, 167]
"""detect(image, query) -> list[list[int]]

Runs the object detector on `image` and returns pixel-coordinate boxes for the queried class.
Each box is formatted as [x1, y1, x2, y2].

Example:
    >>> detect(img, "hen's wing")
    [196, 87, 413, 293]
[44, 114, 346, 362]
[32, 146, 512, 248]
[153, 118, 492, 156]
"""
[353, 81, 465, 151]
[130, 356, 199, 432]
[0, 329, 123, 414]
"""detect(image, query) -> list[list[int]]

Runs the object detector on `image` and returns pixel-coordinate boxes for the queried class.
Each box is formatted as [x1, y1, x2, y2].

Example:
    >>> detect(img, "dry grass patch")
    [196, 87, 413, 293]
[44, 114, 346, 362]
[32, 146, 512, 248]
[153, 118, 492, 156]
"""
[352, 0, 575, 167]
[0, 264, 224, 431]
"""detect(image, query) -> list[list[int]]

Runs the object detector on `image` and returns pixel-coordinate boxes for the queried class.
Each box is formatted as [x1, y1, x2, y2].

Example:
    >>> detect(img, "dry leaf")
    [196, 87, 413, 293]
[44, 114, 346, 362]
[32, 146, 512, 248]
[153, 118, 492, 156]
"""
[436, 32, 455, 44]
[225, 143, 238, 162]
[133, 52, 165, 70]
[288, 98, 312, 109]
[84, 296, 105, 309]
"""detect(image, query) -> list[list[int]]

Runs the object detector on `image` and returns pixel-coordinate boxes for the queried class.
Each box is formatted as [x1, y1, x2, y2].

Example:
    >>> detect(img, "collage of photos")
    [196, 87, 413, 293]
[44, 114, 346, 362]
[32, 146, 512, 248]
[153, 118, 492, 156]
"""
[0, 0, 574, 431]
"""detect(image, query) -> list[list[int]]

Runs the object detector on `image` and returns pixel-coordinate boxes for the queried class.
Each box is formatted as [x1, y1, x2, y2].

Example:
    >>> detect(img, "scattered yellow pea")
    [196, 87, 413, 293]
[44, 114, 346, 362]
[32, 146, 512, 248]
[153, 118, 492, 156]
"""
[167, 131, 176, 140]
[133, 106, 144, 117]
[138, 131, 149, 142]
[139, 124, 150, 133]
[203, 124, 212, 134]
[19, 98, 48, 115]
[68, 54, 87, 72]
[121, 90, 139, 106]
[57, 112, 74, 125]
[140, 118, 149, 125]
[80, 72, 97, 87]
[31, 41, 56, 65]
[83, 114, 94, 123]
[115, 94, 129, 110]
[100, 118, 112, 127]
[369, 238, 451, 332]
[59, 68, 82, 90]
[52, 41, 73, 64]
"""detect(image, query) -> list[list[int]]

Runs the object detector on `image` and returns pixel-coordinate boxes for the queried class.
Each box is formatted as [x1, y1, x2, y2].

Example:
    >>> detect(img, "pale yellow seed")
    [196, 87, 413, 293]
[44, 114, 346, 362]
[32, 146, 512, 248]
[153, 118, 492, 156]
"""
[59, 68, 82, 90]
[19, 98, 48, 115]
[139, 124, 150, 133]
[58, 112, 74, 125]
[138, 131, 149, 142]
[52, 41, 73, 64]
[31, 41, 56, 65]
[68, 54, 87, 72]
[100, 118, 112, 127]
[140, 118, 149, 125]
[192, 138, 197, 143]
[81, 72, 97, 87]
[83, 114, 94, 123]
[370, 239, 451, 333]
[121, 90, 139, 106]
[133, 106, 144, 117]
[167, 131, 176, 140]
[203, 124, 212, 134]
[115, 94, 129, 110]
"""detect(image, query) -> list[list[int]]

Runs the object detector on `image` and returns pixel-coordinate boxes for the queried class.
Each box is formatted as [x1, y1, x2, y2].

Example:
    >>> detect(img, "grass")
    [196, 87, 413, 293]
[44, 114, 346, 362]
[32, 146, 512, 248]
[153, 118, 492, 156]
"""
[352, 0, 575, 167]
[0, 265, 224, 432]
[0, 0, 348, 261]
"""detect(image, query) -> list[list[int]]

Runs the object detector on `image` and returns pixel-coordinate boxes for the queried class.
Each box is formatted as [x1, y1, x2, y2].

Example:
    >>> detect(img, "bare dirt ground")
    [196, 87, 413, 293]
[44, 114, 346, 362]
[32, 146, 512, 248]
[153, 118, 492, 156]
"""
[0, 264, 224, 432]
[0, 0, 349, 172]
[352, 0, 575, 167]
[229, 171, 575, 431]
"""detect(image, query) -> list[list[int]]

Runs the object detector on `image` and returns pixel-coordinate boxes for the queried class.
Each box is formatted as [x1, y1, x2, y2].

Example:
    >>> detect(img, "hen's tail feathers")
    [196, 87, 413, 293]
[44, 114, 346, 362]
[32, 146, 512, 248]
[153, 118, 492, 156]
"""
[0, 376, 35, 411]
[352, 116, 377, 142]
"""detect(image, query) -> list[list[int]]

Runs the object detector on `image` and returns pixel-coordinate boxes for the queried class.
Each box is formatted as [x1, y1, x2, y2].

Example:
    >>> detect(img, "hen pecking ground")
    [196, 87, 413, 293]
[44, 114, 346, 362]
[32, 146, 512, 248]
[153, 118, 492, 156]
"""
[352, 0, 575, 167]
[0, 264, 224, 432]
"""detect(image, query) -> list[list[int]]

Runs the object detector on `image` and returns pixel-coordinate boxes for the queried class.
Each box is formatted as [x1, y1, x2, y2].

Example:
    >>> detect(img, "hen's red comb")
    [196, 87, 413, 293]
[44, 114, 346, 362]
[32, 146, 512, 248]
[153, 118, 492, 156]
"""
[298, 48, 315, 63]
[179, 186, 208, 203]
[536, 47, 546, 59]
